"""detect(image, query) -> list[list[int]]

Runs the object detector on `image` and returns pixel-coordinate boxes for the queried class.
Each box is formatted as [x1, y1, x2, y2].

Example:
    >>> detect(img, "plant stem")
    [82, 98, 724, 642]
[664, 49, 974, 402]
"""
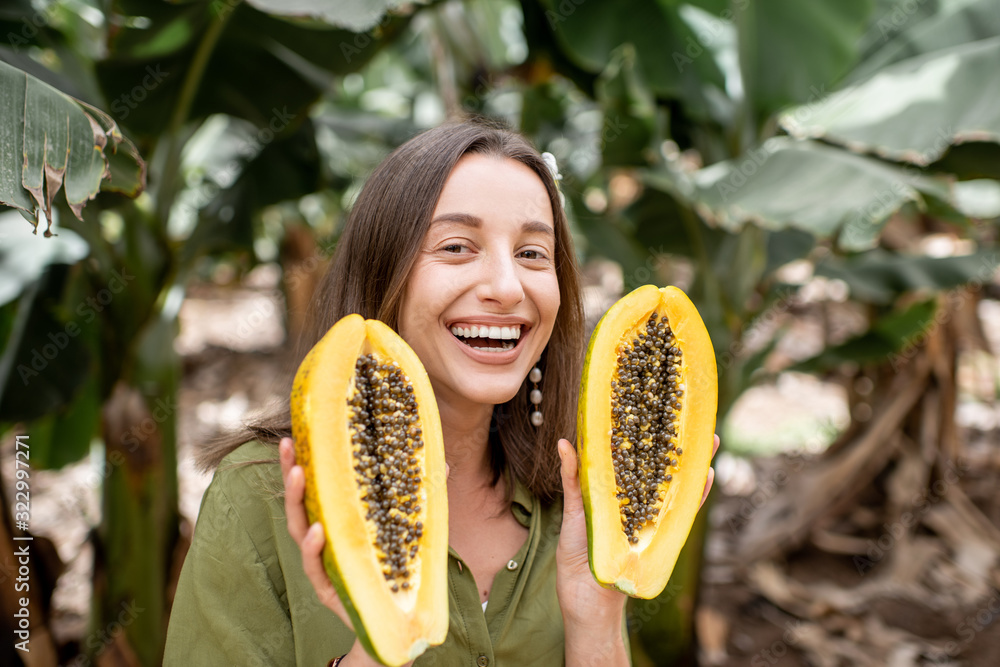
[155, 7, 232, 223]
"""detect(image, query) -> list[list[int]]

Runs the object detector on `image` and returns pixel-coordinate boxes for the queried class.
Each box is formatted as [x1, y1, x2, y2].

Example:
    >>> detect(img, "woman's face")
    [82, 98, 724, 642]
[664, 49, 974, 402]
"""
[397, 153, 560, 411]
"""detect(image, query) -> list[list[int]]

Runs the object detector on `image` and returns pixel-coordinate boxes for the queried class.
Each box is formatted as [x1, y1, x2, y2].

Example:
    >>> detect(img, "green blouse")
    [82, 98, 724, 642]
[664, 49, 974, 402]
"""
[164, 440, 572, 666]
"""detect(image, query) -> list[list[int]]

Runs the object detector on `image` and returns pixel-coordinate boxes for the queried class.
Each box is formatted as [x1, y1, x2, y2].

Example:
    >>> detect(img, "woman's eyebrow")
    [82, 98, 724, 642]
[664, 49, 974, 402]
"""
[430, 213, 554, 237]
[522, 220, 555, 237]
[430, 212, 481, 227]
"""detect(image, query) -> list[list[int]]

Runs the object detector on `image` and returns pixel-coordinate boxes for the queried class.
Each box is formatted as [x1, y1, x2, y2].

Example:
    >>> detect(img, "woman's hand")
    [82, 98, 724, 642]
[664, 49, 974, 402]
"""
[555, 434, 721, 666]
[555, 437, 629, 664]
[279, 437, 406, 667]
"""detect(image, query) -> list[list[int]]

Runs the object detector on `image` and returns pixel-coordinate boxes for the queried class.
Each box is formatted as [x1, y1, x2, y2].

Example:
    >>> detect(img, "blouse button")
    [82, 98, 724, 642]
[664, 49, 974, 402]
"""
[477, 656, 489, 667]
[506, 559, 518, 571]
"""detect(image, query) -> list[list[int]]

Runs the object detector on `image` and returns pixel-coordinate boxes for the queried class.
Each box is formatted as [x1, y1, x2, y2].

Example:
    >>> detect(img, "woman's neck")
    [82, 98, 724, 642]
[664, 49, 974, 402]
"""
[436, 398, 496, 495]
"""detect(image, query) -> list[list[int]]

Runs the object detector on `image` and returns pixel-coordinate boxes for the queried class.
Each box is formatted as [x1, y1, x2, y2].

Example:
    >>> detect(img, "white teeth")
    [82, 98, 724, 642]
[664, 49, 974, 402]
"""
[450, 324, 523, 341]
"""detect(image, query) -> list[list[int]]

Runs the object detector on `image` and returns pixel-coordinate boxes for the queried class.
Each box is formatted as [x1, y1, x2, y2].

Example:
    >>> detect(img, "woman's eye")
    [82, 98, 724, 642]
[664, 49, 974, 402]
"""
[443, 244, 465, 253]
[518, 249, 546, 260]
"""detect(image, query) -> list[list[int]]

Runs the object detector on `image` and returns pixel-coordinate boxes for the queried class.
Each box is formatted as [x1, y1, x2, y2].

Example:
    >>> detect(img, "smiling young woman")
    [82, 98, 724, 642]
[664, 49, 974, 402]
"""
[164, 117, 711, 666]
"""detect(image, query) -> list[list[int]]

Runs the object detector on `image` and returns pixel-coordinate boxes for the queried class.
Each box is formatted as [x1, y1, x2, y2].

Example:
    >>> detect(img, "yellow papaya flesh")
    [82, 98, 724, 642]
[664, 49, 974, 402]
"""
[291, 314, 448, 665]
[578, 285, 717, 599]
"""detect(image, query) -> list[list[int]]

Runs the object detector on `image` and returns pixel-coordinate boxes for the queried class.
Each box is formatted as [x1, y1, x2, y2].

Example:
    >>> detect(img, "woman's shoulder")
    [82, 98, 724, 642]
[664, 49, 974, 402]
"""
[211, 439, 283, 493]
[219, 438, 281, 466]
[194, 440, 285, 538]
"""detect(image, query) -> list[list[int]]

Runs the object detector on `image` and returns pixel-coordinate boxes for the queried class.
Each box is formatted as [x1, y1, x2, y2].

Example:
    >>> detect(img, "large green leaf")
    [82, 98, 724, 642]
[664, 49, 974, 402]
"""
[814, 248, 1000, 304]
[539, 0, 724, 105]
[738, 0, 875, 121]
[0, 59, 144, 234]
[851, 0, 1000, 83]
[679, 138, 954, 250]
[781, 37, 1000, 165]
[793, 298, 938, 372]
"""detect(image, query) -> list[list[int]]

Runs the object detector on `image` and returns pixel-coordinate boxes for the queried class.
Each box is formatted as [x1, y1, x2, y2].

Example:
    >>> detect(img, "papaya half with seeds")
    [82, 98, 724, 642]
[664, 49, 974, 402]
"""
[578, 285, 717, 599]
[291, 314, 448, 666]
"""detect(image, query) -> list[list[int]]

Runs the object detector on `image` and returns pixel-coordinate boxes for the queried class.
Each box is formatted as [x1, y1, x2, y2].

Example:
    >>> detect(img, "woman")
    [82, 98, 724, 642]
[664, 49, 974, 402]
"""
[165, 117, 717, 666]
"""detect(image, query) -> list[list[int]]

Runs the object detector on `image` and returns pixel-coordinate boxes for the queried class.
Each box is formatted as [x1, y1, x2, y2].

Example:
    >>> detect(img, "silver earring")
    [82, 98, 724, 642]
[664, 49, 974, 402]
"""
[529, 365, 543, 427]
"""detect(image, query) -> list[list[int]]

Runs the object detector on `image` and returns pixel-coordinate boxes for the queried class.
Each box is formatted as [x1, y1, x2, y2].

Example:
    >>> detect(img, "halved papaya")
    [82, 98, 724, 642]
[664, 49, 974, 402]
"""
[578, 285, 717, 599]
[291, 314, 448, 665]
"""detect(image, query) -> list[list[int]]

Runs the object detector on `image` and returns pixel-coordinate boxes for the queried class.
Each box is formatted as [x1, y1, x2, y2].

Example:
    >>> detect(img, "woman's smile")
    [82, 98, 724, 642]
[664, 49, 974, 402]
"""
[448, 319, 530, 352]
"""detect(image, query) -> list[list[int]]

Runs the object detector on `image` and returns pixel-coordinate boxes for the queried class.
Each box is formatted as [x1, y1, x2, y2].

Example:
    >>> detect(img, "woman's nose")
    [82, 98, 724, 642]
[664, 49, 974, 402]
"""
[476, 253, 525, 307]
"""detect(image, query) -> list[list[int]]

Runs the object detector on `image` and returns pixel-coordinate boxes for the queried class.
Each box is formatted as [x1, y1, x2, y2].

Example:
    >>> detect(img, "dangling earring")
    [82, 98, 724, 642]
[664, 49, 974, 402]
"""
[529, 365, 543, 427]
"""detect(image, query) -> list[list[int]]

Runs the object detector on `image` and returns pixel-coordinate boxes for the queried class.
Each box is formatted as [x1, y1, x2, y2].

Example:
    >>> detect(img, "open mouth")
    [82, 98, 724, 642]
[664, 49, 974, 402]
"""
[449, 324, 524, 353]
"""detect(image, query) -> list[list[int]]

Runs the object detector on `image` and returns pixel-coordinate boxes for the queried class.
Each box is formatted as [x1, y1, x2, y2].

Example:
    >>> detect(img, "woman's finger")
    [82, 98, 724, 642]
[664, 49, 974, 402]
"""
[281, 438, 310, 543]
[699, 467, 715, 510]
[557, 439, 583, 519]
[301, 523, 352, 628]
[697, 435, 720, 510]
[279, 436, 295, 480]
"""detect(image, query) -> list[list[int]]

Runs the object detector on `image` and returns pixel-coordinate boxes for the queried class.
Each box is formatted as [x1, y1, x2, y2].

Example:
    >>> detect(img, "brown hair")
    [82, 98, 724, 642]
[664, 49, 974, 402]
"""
[199, 116, 584, 503]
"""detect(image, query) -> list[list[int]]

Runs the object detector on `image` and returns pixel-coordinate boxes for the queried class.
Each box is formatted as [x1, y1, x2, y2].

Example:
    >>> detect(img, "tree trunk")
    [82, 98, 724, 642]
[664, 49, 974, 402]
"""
[92, 308, 181, 667]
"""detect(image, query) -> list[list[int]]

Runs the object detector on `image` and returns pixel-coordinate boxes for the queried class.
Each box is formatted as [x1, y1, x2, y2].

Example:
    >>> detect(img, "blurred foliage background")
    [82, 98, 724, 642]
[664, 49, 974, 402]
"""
[1, 0, 999, 665]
